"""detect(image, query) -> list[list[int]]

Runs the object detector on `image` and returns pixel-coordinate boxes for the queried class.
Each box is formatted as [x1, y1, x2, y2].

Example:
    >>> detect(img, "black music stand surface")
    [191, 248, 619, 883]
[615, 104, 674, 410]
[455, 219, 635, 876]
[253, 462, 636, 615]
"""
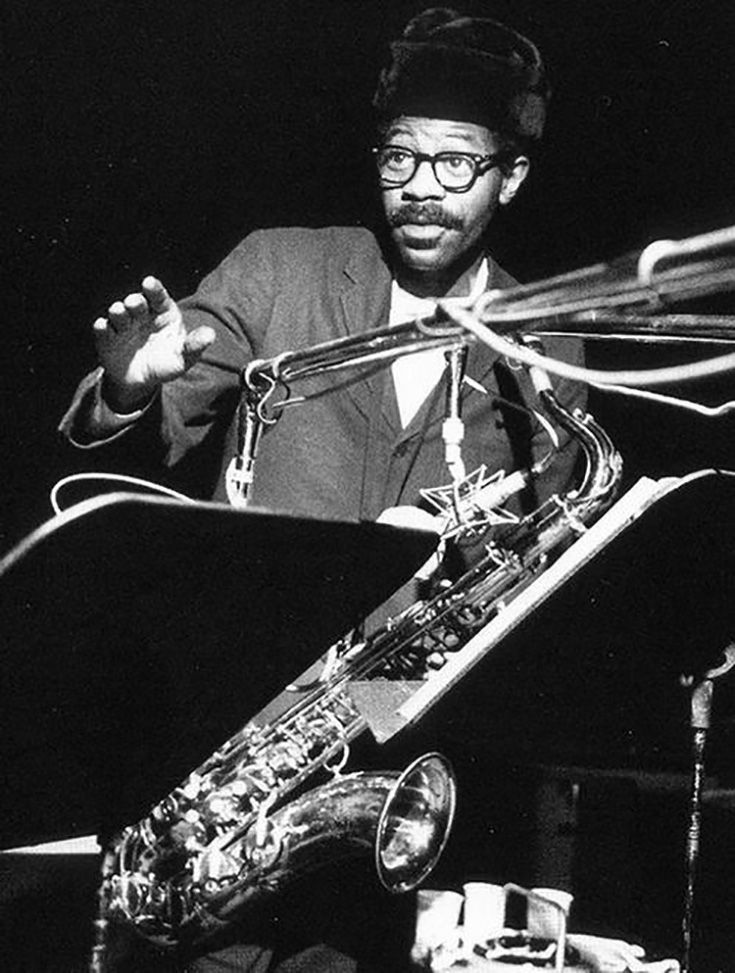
[410, 468, 735, 773]
[0, 493, 437, 847]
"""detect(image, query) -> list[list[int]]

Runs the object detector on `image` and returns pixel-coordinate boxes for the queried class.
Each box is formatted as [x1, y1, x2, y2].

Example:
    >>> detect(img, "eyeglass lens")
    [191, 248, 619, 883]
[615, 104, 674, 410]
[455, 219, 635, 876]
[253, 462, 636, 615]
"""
[376, 147, 480, 190]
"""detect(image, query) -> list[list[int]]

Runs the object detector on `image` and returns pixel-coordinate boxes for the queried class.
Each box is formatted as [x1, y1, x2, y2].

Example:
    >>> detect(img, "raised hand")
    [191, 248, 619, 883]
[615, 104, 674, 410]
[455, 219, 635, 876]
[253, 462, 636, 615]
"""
[93, 276, 215, 411]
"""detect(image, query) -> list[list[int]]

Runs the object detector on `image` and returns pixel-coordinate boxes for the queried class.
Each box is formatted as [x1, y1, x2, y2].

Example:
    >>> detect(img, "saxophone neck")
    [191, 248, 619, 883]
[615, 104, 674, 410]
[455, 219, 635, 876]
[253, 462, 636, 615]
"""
[537, 386, 623, 510]
[514, 335, 622, 511]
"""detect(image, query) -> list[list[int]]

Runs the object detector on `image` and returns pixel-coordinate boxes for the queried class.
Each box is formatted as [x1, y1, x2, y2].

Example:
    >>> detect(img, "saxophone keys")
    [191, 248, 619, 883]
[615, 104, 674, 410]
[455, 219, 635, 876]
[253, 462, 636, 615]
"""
[181, 775, 203, 801]
[206, 795, 240, 825]
[323, 740, 350, 776]
[241, 818, 282, 870]
[197, 847, 239, 884]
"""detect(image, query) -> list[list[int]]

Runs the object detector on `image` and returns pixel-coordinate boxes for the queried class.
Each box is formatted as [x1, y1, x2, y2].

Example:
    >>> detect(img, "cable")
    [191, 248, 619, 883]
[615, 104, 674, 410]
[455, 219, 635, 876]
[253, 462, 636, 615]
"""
[588, 382, 735, 416]
[50, 472, 195, 516]
[440, 300, 735, 389]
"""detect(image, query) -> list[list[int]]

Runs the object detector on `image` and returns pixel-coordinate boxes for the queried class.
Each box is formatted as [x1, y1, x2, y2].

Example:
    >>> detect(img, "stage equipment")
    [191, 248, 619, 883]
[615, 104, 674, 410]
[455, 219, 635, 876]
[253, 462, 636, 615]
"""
[99, 361, 623, 952]
[681, 646, 735, 973]
[226, 224, 735, 507]
[449, 223, 735, 342]
[103, 226, 735, 951]
[0, 499, 439, 849]
[245, 225, 735, 393]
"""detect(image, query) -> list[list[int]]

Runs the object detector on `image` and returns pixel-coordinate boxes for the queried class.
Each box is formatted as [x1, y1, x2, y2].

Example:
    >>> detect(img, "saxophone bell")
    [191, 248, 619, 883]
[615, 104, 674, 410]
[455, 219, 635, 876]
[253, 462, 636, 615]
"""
[225, 753, 456, 908]
[375, 752, 457, 893]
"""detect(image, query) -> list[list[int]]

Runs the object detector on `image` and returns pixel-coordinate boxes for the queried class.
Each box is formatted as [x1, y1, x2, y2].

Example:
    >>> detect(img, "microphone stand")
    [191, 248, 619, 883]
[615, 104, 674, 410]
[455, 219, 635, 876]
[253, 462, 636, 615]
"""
[680, 644, 735, 973]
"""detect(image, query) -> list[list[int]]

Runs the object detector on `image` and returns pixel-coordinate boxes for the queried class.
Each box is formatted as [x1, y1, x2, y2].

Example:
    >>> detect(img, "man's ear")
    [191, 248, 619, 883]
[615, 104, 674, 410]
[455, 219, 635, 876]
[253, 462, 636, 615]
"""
[499, 156, 530, 206]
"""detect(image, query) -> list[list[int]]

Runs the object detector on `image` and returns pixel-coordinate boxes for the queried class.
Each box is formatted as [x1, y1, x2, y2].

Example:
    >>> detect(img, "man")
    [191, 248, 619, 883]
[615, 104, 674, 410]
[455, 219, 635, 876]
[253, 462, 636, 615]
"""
[61, 8, 585, 971]
[61, 7, 582, 520]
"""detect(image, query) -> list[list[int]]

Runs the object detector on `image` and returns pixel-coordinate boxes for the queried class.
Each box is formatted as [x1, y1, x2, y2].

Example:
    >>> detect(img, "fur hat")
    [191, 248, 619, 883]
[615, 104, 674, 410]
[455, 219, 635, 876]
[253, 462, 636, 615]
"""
[373, 7, 549, 148]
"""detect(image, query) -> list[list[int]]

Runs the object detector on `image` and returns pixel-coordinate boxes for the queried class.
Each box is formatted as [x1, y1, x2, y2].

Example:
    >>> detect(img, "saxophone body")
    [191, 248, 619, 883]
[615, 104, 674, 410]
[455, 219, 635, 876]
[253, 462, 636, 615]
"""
[98, 387, 622, 951]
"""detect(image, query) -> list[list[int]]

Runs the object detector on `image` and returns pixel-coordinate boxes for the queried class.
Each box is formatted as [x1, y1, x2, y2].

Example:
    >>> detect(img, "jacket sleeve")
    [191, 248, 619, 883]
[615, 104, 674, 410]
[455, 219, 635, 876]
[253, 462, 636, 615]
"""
[58, 231, 277, 486]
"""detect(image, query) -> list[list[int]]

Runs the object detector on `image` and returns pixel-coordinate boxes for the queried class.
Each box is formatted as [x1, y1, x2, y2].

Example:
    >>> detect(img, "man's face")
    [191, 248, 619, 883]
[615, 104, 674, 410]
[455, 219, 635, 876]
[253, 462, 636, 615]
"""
[379, 116, 528, 278]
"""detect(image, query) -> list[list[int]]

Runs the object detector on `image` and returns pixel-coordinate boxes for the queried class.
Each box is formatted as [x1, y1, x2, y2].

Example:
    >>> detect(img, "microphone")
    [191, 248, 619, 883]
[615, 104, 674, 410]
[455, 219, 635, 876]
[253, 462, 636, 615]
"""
[442, 346, 469, 483]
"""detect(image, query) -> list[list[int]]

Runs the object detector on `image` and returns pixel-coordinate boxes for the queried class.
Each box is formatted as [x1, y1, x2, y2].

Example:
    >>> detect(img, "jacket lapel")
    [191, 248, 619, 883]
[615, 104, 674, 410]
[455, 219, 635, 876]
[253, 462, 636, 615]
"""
[334, 243, 514, 432]
[464, 252, 515, 390]
[393, 252, 515, 438]
[337, 240, 395, 422]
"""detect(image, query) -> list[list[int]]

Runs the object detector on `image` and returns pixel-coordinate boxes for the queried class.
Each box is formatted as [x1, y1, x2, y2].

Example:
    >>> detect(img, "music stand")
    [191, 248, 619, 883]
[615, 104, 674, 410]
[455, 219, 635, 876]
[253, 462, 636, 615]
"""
[383, 468, 735, 768]
[0, 493, 437, 847]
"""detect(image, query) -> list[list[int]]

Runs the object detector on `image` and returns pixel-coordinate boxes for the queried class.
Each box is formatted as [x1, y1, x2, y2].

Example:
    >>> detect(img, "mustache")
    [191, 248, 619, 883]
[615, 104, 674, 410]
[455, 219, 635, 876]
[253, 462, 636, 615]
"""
[388, 203, 464, 231]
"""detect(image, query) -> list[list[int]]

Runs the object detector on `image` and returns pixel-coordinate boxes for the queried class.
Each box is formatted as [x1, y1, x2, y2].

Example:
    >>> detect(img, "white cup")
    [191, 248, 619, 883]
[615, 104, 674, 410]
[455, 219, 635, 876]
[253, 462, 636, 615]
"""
[527, 887, 574, 939]
[414, 889, 464, 952]
[462, 882, 506, 945]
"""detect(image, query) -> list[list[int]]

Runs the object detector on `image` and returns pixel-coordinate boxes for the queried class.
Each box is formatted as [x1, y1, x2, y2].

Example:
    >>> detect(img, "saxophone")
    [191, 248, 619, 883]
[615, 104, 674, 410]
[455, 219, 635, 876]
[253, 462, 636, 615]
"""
[94, 384, 622, 957]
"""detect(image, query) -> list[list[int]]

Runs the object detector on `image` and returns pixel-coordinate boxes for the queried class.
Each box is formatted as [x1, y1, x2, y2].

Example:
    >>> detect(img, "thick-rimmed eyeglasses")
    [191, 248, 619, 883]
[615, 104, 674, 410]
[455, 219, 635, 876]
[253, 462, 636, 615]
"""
[373, 145, 508, 193]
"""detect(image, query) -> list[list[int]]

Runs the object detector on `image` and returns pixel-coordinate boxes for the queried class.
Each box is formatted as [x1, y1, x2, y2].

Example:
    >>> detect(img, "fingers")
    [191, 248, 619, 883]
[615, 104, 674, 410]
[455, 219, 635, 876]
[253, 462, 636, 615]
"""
[100, 279, 172, 334]
[92, 315, 112, 348]
[105, 299, 130, 334]
[92, 279, 212, 379]
[123, 291, 150, 322]
[141, 276, 175, 315]
[104, 296, 150, 334]
[93, 306, 137, 346]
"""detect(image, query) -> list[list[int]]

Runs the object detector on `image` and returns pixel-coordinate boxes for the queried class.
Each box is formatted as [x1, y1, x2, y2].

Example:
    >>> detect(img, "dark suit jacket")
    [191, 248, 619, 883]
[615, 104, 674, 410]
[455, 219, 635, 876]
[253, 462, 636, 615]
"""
[60, 226, 585, 519]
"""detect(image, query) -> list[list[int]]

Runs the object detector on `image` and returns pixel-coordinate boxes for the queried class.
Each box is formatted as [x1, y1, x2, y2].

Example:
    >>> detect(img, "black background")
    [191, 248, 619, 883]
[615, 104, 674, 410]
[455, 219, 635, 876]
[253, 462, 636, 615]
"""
[3, 1, 735, 968]
[3, 0, 735, 551]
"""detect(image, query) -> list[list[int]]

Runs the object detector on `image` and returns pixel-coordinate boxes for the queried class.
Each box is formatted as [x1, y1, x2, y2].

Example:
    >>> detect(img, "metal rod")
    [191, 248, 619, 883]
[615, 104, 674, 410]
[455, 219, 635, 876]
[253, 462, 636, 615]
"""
[244, 224, 735, 388]
[247, 319, 467, 386]
[530, 314, 735, 343]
